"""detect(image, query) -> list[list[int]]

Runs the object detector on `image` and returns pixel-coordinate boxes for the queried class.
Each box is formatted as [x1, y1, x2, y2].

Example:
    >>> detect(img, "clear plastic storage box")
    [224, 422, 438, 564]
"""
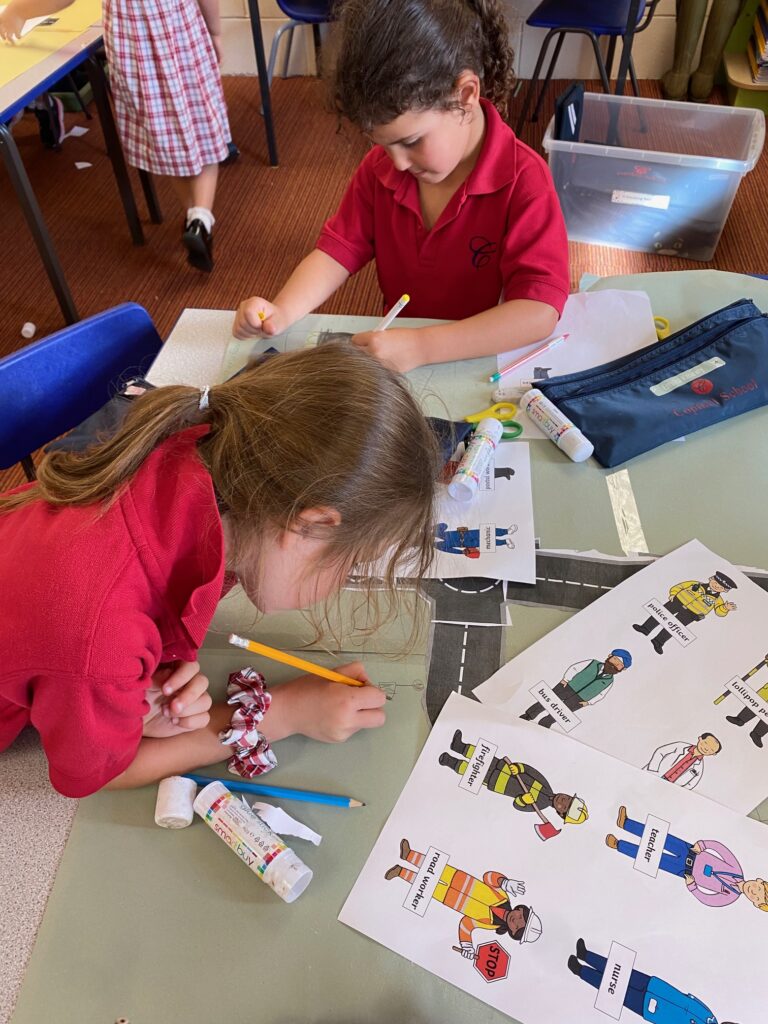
[542, 93, 765, 261]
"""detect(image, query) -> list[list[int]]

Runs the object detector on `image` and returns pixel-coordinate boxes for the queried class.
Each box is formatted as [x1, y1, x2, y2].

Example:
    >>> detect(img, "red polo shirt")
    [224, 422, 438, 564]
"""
[0, 427, 226, 797]
[316, 99, 569, 321]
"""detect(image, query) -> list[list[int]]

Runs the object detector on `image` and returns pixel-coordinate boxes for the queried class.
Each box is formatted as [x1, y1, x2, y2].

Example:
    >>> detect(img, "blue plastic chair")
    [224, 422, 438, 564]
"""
[0, 302, 162, 479]
[516, 0, 660, 135]
[266, 0, 333, 86]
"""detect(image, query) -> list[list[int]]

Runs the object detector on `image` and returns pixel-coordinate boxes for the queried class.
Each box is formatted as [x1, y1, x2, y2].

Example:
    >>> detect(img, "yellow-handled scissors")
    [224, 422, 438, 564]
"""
[654, 315, 671, 340]
[464, 402, 523, 440]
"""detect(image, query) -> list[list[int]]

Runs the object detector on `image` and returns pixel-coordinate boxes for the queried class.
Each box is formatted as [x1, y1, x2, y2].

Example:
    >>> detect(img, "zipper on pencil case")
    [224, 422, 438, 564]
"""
[542, 303, 764, 402]
[539, 299, 759, 398]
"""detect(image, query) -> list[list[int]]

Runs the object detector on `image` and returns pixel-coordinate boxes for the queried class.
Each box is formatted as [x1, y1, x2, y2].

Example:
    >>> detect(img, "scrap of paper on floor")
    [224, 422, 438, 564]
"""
[340, 692, 762, 1024]
[496, 290, 658, 439]
[475, 538, 768, 817]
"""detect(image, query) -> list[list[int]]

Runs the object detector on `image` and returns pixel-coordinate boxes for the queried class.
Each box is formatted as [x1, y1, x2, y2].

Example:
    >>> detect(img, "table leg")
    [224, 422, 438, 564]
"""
[0, 122, 79, 325]
[84, 54, 146, 245]
[615, 0, 642, 96]
[246, 0, 279, 167]
[139, 169, 163, 224]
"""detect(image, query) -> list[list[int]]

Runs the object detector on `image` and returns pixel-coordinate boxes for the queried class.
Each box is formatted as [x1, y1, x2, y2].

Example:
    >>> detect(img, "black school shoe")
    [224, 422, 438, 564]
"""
[182, 218, 214, 272]
[33, 94, 65, 150]
[220, 140, 240, 166]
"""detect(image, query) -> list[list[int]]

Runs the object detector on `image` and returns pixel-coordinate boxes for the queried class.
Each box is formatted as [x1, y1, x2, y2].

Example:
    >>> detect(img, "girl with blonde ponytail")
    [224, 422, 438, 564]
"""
[234, 0, 569, 375]
[0, 344, 439, 796]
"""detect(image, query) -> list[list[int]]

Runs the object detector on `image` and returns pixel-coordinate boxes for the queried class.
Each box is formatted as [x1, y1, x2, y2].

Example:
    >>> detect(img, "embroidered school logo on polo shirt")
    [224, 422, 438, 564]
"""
[470, 236, 498, 269]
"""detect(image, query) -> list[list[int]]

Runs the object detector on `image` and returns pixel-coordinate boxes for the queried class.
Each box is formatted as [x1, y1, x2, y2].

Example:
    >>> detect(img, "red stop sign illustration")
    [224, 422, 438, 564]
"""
[474, 941, 510, 983]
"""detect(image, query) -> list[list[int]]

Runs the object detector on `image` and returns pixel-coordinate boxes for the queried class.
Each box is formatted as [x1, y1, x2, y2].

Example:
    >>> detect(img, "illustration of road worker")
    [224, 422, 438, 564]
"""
[568, 938, 727, 1024]
[438, 730, 588, 832]
[434, 523, 517, 558]
[605, 805, 768, 911]
[633, 572, 737, 655]
[714, 654, 768, 749]
[521, 650, 633, 728]
[384, 839, 542, 959]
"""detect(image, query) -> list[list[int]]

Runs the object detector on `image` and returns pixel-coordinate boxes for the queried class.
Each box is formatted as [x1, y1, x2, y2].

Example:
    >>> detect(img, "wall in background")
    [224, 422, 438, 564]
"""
[219, 0, 317, 76]
[220, 0, 694, 80]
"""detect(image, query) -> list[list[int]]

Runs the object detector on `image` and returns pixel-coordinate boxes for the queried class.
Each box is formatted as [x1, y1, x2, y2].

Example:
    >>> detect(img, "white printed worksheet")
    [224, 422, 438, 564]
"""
[430, 441, 535, 584]
[340, 693, 765, 1024]
[475, 539, 768, 816]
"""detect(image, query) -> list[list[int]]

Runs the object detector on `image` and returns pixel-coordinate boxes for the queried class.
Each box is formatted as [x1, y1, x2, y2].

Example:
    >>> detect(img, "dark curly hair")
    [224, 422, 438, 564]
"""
[327, 0, 515, 130]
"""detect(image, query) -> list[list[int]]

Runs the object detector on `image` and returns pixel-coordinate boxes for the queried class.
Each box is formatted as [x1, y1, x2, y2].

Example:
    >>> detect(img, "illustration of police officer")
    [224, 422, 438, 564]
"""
[633, 572, 737, 655]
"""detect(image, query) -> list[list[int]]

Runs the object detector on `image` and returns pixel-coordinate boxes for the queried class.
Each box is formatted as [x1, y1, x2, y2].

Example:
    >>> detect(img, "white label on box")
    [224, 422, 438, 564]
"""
[650, 357, 726, 396]
[594, 941, 637, 1018]
[611, 189, 671, 210]
[633, 814, 670, 878]
[404, 846, 449, 917]
[458, 739, 498, 794]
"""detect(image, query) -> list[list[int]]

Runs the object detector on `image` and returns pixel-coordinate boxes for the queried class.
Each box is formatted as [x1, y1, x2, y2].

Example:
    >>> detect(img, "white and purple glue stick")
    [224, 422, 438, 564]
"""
[520, 389, 593, 463]
[194, 781, 313, 903]
[448, 418, 504, 502]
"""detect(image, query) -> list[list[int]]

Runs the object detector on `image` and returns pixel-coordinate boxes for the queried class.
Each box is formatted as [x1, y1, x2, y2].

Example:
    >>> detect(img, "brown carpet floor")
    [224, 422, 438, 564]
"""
[1, 75, 766, 491]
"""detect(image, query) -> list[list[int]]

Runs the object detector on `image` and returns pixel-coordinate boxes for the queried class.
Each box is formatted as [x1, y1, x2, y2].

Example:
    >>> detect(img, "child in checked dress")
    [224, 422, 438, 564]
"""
[0, 0, 230, 271]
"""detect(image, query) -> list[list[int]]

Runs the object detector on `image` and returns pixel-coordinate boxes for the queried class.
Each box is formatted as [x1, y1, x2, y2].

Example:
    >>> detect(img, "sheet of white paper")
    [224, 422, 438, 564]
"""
[495, 291, 658, 439]
[431, 442, 535, 583]
[340, 692, 764, 1024]
[65, 125, 89, 139]
[0, 7, 51, 35]
[475, 539, 768, 816]
[74, 161, 91, 170]
[249, 800, 322, 846]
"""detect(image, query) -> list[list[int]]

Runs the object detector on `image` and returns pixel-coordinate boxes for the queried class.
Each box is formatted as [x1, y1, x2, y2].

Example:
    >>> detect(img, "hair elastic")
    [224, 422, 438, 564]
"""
[199, 385, 211, 411]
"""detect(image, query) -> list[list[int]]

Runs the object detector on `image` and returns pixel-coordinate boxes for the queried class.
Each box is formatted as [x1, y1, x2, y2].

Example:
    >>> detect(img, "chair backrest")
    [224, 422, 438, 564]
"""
[0, 302, 162, 470]
[274, 0, 333, 24]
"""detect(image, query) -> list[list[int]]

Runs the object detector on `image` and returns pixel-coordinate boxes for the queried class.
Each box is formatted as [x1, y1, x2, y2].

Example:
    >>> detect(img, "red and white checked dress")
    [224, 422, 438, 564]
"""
[103, 0, 230, 177]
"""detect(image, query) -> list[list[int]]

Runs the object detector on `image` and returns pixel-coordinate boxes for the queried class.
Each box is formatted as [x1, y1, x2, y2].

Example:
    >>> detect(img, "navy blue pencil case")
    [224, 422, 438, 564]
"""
[536, 298, 768, 467]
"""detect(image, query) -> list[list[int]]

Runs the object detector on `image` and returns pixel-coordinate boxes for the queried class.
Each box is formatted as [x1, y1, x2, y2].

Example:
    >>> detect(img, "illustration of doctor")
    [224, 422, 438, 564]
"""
[644, 733, 721, 790]
[384, 839, 542, 958]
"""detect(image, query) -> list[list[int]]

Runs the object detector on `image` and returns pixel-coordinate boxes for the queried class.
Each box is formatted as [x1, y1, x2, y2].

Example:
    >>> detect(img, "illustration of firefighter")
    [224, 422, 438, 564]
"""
[714, 653, 768, 749]
[438, 731, 588, 840]
[633, 572, 737, 655]
[385, 839, 542, 960]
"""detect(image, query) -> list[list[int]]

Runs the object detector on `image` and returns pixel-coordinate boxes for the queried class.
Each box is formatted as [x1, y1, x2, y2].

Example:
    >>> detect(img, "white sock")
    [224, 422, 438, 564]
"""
[186, 206, 215, 233]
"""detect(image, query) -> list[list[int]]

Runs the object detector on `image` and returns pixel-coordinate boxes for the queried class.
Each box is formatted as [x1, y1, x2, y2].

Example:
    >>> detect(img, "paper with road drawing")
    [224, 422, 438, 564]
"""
[340, 693, 764, 1024]
[475, 539, 768, 816]
[495, 291, 658, 439]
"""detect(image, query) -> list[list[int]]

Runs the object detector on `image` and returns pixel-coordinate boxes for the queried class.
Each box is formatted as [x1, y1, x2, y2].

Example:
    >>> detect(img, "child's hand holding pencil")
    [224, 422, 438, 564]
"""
[259, 662, 387, 744]
[233, 296, 286, 339]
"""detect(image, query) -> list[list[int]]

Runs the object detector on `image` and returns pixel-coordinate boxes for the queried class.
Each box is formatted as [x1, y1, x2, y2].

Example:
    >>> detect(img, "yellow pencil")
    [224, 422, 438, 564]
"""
[228, 634, 365, 687]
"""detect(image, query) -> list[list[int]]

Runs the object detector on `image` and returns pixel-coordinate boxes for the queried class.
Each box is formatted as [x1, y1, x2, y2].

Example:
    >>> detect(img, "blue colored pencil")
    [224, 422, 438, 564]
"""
[183, 773, 364, 808]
